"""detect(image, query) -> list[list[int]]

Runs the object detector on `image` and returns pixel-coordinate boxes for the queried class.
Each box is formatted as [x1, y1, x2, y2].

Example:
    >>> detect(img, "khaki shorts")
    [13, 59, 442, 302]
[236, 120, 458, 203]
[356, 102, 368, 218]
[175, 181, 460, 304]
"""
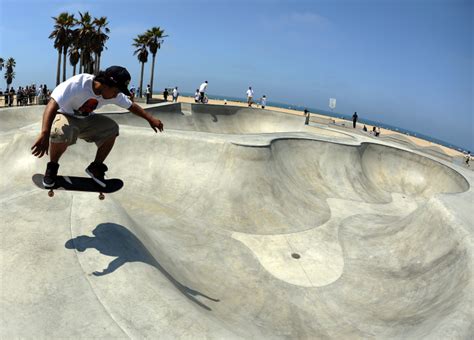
[50, 114, 119, 146]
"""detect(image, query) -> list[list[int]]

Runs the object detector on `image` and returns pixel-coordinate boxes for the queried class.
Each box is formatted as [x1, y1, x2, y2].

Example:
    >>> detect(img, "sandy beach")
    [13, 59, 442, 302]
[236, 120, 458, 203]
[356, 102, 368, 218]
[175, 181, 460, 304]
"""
[153, 94, 465, 158]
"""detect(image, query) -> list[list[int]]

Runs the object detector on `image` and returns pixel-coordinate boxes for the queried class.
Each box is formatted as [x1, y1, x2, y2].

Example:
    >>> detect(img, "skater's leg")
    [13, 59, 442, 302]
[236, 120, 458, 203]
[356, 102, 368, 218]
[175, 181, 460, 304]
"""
[94, 135, 117, 164]
[50, 142, 68, 163]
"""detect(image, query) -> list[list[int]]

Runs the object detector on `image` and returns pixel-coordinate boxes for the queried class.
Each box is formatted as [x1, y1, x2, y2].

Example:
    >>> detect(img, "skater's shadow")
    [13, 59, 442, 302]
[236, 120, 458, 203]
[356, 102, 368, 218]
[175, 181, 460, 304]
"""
[65, 223, 219, 311]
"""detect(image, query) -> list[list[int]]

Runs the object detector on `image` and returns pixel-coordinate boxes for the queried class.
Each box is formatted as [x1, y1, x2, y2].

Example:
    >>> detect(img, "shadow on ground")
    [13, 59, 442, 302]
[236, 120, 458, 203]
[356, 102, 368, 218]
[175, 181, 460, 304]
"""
[65, 223, 220, 311]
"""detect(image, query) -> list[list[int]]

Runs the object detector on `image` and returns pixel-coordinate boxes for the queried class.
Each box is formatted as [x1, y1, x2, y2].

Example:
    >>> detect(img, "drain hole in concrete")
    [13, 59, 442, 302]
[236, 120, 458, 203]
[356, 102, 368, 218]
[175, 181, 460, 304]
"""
[291, 253, 301, 259]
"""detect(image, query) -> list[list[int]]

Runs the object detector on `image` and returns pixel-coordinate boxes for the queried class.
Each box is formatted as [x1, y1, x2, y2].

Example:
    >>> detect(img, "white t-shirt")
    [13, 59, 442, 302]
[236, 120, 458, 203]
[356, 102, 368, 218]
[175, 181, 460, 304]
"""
[51, 74, 132, 118]
[173, 88, 178, 97]
[261, 97, 267, 106]
[199, 82, 208, 92]
[246, 89, 254, 98]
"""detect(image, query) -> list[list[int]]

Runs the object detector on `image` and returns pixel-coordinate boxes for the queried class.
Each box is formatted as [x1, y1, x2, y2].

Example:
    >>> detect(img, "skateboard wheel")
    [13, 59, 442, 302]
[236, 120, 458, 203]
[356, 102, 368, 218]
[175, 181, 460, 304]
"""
[48, 190, 54, 197]
[99, 193, 105, 200]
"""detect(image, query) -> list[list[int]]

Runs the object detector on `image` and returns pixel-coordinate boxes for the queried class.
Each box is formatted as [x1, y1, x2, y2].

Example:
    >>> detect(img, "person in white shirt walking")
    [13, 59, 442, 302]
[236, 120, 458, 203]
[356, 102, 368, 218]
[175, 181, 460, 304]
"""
[199, 81, 208, 103]
[172, 86, 179, 102]
[246, 86, 254, 107]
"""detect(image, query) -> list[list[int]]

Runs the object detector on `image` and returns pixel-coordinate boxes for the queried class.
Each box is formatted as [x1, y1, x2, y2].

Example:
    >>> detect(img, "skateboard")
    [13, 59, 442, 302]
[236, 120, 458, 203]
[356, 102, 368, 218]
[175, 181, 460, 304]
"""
[32, 174, 123, 200]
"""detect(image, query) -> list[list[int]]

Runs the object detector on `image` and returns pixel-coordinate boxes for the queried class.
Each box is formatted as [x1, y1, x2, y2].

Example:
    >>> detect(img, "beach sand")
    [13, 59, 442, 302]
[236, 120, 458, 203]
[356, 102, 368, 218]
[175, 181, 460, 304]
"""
[153, 94, 464, 158]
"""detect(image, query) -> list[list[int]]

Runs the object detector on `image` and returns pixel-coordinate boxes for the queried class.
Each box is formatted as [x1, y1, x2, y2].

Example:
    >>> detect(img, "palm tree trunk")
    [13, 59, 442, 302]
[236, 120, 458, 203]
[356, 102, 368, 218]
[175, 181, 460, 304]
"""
[95, 54, 99, 75]
[62, 47, 67, 82]
[150, 53, 156, 95]
[73, 64, 77, 76]
[139, 62, 145, 98]
[79, 51, 84, 73]
[56, 50, 62, 86]
[97, 54, 101, 73]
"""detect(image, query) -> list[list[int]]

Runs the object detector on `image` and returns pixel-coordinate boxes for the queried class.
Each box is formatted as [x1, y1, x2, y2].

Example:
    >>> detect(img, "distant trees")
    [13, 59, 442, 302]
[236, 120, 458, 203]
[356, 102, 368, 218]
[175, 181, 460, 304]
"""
[132, 27, 167, 98]
[132, 34, 148, 99]
[3, 57, 16, 91]
[49, 11, 168, 96]
[50, 11, 110, 85]
[145, 27, 168, 95]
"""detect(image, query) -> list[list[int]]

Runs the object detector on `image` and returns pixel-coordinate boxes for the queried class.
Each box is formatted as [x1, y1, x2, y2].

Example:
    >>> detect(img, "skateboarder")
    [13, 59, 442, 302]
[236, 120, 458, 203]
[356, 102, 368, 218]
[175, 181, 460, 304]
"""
[31, 66, 164, 188]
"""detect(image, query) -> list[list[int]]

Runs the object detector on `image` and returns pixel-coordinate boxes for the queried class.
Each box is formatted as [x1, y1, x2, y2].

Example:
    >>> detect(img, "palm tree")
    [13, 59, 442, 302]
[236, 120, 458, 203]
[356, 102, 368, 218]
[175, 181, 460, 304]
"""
[76, 11, 95, 74]
[92, 16, 110, 74]
[145, 27, 167, 95]
[62, 13, 75, 82]
[68, 28, 80, 76]
[4, 58, 16, 91]
[133, 34, 149, 98]
[69, 45, 80, 76]
[0, 57, 4, 71]
[50, 12, 72, 85]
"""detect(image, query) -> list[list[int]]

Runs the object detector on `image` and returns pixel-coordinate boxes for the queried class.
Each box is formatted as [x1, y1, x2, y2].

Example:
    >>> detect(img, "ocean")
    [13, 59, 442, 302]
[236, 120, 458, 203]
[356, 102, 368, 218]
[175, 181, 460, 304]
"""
[175, 92, 468, 153]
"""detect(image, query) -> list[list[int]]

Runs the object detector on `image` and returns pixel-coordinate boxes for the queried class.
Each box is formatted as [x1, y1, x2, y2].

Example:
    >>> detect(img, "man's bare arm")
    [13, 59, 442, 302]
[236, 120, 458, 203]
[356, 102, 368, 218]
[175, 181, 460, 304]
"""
[40, 98, 60, 135]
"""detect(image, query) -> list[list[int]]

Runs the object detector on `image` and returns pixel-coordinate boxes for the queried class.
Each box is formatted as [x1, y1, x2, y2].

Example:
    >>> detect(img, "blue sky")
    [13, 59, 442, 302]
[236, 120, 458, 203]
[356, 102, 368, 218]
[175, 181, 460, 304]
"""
[0, 0, 472, 150]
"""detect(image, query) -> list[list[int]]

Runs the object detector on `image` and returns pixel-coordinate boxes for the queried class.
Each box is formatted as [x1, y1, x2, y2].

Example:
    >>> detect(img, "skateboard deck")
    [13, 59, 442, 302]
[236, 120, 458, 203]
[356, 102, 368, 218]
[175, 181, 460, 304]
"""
[32, 174, 123, 199]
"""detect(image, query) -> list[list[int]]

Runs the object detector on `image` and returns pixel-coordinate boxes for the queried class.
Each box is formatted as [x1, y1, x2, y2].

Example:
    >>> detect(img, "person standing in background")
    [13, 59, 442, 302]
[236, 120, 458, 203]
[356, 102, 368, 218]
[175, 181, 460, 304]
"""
[352, 112, 358, 128]
[246, 86, 254, 107]
[172, 86, 179, 102]
[465, 151, 471, 167]
[304, 108, 310, 125]
[199, 81, 208, 103]
[194, 89, 200, 103]
[260, 95, 267, 109]
[145, 84, 151, 104]
[129, 85, 136, 101]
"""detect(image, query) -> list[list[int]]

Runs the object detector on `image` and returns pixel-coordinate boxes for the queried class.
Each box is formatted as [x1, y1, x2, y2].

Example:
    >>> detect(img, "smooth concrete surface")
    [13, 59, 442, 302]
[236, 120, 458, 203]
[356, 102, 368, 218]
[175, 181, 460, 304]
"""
[1, 103, 473, 339]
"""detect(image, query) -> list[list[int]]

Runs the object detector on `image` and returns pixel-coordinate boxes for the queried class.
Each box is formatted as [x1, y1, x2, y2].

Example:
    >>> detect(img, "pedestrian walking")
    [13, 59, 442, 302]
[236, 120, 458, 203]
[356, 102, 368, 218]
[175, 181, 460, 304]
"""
[172, 87, 179, 102]
[246, 86, 254, 107]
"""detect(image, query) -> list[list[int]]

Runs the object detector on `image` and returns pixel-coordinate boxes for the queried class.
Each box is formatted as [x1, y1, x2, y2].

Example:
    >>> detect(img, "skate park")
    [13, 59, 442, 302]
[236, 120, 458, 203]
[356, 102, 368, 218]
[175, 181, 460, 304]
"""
[1, 103, 473, 339]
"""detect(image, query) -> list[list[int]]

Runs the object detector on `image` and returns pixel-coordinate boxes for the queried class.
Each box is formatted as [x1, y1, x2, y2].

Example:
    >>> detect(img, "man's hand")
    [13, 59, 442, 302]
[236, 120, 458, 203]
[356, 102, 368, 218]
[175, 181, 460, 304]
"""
[148, 117, 164, 132]
[31, 132, 50, 158]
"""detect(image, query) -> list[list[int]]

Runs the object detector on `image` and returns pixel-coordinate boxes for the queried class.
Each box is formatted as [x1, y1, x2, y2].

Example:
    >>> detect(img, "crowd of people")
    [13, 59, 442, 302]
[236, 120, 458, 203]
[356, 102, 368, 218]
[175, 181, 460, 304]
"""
[1, 84, 51, 107]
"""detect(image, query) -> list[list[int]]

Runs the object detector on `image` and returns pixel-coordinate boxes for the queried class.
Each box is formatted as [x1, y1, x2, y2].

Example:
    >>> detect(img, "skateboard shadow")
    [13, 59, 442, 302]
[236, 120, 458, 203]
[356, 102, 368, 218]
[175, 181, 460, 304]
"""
[65, 222, 219, 311]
